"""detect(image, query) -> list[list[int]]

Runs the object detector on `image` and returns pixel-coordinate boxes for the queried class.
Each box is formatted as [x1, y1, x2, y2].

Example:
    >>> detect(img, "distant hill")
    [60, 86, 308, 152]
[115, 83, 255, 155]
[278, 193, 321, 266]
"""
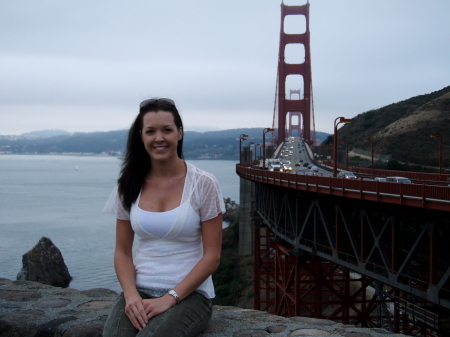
[22, 129, 71, 138]
[5, 82, 448, 165]
[334, 85, 450, 167]
[0, 127, 330, 160]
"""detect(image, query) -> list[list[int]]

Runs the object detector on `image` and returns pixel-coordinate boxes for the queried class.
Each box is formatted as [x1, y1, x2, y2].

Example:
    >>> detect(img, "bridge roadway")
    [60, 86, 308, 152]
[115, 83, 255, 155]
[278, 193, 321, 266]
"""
[274, 137, 331, 177]
[243, 137, 450, 212]
[237, 137, 450, 332]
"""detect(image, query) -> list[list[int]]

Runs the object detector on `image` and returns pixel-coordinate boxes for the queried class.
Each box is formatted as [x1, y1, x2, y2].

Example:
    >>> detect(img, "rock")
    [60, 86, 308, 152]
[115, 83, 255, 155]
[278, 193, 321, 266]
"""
[288, 329, 331, 336]
[0, 278, 408, 337]
[223, 198, 239, 223]
[63, 324, 103, 337]
[33, 316, 77, 336]
[17, 237, 72, 288]
[0, 279, 116, 336]
[267, 325, 287, 333]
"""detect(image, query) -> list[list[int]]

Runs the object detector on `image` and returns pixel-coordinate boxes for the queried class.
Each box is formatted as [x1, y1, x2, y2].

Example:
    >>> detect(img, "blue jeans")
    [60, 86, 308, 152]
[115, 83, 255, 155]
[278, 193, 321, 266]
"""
[103, 290, 212, 337]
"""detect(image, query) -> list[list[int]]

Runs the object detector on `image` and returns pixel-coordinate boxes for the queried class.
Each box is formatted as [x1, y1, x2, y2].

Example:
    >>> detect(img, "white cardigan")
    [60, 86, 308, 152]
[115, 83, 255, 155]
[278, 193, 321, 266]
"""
[104, 162, 226, 298]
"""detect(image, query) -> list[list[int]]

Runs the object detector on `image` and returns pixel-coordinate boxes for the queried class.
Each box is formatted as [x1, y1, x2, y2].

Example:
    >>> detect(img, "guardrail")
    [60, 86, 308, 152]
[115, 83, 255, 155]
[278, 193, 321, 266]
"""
[321, 160, 450, 183]
[236, 164, 450, 212]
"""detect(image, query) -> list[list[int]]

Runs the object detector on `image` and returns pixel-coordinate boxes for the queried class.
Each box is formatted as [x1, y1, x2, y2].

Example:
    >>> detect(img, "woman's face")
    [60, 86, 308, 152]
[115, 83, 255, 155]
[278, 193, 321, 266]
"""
[140, 110, 182, 162]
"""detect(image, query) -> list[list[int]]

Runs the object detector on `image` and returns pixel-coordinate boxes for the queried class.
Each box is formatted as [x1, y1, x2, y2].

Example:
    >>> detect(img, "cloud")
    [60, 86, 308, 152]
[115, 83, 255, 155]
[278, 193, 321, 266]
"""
[1, 0, 449, 135]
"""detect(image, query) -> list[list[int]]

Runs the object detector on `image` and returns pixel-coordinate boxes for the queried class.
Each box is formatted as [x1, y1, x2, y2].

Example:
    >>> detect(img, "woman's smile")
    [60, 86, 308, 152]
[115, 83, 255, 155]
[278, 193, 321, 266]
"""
[153, 145, 169, 153]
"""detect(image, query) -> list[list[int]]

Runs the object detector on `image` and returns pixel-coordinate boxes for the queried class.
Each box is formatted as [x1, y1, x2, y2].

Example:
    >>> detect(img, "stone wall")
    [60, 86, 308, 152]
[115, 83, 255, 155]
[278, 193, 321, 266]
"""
[0, 278, 408, 337]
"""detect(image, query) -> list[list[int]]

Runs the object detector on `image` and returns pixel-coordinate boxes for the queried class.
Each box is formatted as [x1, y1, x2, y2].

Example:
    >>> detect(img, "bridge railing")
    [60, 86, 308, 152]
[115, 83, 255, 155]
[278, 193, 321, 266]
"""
[237, 164, 450, 211]
[321, 160, 450, 183]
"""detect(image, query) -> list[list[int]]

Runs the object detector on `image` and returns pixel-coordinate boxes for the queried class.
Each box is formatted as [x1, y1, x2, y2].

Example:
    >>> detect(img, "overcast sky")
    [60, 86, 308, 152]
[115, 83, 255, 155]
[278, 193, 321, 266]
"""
[1, 0, 449, 136]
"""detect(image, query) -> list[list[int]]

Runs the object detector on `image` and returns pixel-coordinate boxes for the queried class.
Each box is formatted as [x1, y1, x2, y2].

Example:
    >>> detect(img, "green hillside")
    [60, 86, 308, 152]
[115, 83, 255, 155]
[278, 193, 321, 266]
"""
[334, 85, 450, 167]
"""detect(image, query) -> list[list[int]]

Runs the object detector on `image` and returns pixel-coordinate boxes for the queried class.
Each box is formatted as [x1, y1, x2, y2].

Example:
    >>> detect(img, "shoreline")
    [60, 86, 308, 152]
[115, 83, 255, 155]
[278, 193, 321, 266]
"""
[0, 153, 239, 160]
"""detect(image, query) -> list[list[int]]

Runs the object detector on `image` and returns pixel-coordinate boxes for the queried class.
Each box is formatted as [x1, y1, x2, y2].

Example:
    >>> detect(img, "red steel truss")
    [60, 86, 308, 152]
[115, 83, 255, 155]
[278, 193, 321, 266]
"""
[254, 227, 397, 326]
[240, 165, 450, 336]
[254, 226, 445, 336]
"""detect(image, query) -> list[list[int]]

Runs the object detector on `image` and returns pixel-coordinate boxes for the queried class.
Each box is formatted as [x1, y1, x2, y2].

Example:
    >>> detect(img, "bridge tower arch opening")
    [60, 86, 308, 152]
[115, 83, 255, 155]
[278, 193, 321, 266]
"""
[276, 2, 312, 144]
[288, 89, 302, 138]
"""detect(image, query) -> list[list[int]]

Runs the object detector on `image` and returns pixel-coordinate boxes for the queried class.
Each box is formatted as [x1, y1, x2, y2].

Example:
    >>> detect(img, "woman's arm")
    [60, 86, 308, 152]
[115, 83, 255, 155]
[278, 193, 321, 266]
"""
[114, 219, 148, 330]
[142, 213, 223, 319]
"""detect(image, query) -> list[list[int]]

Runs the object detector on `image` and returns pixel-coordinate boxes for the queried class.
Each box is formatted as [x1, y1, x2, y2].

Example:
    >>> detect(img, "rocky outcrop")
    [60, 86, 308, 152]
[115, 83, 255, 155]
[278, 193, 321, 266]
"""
[0, 278, 114, 337]
[0, 278, 406, 337]
[223, 198, 239, 223]
[16, 237, 72, 288]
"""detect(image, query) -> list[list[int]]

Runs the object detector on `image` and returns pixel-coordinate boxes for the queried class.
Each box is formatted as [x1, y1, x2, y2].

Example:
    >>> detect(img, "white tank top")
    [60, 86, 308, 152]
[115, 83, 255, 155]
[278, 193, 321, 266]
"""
[137, 206, 180, 238]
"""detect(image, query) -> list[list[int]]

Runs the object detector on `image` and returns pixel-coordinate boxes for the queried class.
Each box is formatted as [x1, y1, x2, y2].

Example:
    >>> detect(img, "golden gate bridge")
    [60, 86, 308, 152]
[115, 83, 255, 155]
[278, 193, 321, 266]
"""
[237, 2, 450, 336]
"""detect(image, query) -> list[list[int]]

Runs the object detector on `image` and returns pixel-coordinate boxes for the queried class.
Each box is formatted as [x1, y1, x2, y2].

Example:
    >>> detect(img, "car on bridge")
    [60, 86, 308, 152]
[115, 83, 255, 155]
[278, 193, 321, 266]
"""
[385, 176, 411, 183]
[293, 168, 315, 176]
[337, 171, 357, 179]
[374, 177, 387, 182]
[301, 168, 315, 176]
[283, 164, 293, 172]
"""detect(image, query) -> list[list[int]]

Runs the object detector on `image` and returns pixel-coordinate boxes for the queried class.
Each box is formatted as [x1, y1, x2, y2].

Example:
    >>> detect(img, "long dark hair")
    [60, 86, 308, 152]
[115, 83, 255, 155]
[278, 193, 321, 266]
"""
[118, 99, 184, 211]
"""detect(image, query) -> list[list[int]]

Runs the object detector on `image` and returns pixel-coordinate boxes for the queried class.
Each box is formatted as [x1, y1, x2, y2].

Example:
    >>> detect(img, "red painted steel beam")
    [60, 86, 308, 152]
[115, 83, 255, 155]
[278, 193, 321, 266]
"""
[254, 224, 447, 335]
[284, 33, 308, 44]
[283, 5, 308, 16]
[284, 99, 306, 111]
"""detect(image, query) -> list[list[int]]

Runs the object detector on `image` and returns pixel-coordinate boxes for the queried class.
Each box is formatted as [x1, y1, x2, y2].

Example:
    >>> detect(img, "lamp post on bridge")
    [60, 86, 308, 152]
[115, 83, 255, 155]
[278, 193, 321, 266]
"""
[249, 142, 259, 165]
[333, 117, 352, 177]
[341, 140, 349, 168]
[256, 144, 261, 162]
[430, 133, 443, 176]
[324, 144, 332, 165]
[263, 128, 275, 170]
[250, 142, 256, 164]
[253, 143, 262, 167]
[365, 138, 374, 173]
[239, 134, 248, 164]
[322, 145, 326, 164]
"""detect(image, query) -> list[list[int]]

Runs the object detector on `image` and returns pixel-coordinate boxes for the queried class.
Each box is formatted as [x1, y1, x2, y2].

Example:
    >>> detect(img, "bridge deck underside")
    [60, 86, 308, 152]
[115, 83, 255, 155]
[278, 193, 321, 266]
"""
[252, 181, 450, 308]
[250, 181, 450, 335]
[254, 227, 400, 329]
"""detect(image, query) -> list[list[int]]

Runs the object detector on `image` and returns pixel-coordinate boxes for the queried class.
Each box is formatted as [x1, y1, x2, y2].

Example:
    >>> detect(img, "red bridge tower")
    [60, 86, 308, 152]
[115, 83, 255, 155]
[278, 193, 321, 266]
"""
[277, 2, 312, 144]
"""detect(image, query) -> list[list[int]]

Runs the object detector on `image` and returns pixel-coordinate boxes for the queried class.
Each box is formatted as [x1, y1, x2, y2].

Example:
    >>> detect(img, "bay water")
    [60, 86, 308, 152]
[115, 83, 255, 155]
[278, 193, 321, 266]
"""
[0, 155, 239, 293]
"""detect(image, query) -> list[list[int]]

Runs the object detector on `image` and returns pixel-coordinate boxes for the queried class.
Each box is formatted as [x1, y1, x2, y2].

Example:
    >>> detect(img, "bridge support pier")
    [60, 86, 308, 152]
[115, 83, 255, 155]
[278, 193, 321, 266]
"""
[254, 226, 395, 326]
[251, 213, 450, 335]
[238, 178, 254, 255]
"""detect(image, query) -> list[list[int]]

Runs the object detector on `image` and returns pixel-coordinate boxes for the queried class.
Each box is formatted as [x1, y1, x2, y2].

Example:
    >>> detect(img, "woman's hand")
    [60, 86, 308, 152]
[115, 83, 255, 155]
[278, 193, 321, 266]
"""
[124, 293, 148, 330]
[142, 294, 177, 320]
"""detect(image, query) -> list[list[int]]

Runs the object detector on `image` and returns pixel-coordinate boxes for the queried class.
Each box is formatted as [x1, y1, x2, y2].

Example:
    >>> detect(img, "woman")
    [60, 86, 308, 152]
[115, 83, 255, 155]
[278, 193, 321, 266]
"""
[103, 98, 225, 336]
